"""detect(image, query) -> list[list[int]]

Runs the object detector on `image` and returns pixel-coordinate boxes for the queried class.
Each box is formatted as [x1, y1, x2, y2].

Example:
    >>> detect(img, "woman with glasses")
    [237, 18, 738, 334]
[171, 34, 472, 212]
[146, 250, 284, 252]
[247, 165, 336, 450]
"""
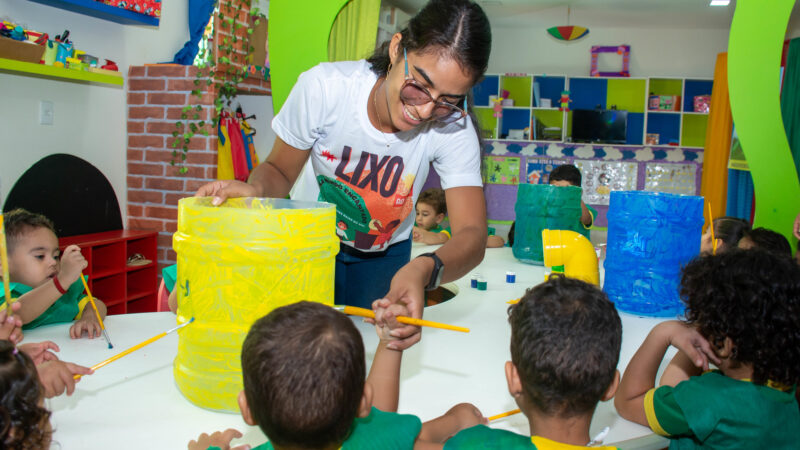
[195, 0, 491, 350]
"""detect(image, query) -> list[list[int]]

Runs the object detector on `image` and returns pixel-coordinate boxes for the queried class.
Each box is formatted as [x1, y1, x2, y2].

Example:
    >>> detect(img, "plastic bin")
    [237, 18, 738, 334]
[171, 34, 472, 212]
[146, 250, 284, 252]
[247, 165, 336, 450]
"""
[603, 191, 703, 317]
[173, 197, 339, 412]
[512, 184, 585, 265]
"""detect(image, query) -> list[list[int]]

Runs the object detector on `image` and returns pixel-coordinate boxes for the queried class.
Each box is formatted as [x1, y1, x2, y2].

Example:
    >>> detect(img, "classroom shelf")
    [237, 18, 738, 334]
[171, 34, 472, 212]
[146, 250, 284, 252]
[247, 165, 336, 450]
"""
[474, 73, 712, 148]
[60, 230, 158, 315]
[28, 0, 160, 26]
[0, 57, 124, 86]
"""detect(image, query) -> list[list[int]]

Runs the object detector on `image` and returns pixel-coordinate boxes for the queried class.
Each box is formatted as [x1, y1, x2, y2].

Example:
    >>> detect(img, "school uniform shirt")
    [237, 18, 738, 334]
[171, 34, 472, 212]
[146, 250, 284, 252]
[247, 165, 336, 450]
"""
[274, 60, 482, 253]
[209, 407, 422, 450]
[578, 204, 597, 240]
[0, 279, 89, 329]
[430, 224, 497, 239]
[644, 370, 800, 449]
[162, 264, 177, 292]
[444, 425, 618, 449]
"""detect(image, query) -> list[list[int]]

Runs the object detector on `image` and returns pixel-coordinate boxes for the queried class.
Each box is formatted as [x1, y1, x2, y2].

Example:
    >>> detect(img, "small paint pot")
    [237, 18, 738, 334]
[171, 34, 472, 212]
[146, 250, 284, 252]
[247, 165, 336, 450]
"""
[476, 278, 487, 291]
[506, 271, 516, 283]
[470, 273, 480, 288]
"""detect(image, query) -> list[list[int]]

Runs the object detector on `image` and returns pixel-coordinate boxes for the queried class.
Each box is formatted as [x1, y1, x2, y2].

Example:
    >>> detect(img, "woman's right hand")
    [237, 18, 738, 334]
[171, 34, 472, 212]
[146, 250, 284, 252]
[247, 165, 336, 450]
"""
[194, 180, 259, 206]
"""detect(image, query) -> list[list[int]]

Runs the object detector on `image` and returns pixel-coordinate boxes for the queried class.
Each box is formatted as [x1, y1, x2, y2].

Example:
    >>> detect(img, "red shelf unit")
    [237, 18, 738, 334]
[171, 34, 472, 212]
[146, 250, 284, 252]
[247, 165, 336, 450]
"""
[59, 230, 158, 315]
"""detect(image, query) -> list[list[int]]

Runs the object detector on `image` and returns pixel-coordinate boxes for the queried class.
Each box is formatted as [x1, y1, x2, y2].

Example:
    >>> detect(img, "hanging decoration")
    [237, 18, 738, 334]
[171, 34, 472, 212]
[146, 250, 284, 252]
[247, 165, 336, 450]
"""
[546, 7, 589, 42]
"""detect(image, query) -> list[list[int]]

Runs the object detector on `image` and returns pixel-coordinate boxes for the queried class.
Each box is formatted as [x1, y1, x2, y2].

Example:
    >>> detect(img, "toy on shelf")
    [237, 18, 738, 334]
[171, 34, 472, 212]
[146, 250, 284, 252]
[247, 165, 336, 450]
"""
[559, 90, 571, 111]
[693, 95, 711, 113]
[645, 133, 659, 145]
[491, 95, 503, 118]
[101, 59, 119, 71]
[590, 45, 630, 77]
[648, 95, 681, 111]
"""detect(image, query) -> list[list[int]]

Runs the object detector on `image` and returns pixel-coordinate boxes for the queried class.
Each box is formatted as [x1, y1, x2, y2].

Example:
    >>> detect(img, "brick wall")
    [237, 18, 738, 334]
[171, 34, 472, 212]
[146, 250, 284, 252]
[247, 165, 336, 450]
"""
[126, 2, 270, 270]
[127, 64, 217, 268]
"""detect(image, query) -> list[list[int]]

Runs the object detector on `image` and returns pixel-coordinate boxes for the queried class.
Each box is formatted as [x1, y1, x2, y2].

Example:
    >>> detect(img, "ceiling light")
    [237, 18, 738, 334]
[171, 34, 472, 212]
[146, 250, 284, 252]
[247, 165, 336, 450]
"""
[710, 0, 730, 6]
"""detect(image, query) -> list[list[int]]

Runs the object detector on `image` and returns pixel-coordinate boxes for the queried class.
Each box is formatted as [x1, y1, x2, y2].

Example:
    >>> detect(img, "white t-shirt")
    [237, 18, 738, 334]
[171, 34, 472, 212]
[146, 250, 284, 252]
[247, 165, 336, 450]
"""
[273, 60, 482, 252]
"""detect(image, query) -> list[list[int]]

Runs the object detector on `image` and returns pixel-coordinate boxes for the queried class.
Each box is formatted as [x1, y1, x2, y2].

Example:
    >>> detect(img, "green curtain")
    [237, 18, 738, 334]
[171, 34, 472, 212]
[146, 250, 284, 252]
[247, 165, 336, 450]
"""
[328, 0, 381, 62]
[780, 38, 800, 181]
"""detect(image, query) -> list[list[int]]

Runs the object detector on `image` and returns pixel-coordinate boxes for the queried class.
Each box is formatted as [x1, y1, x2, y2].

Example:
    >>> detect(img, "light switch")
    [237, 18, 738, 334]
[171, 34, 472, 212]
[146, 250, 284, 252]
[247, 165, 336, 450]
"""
[40, 100, 54, 125]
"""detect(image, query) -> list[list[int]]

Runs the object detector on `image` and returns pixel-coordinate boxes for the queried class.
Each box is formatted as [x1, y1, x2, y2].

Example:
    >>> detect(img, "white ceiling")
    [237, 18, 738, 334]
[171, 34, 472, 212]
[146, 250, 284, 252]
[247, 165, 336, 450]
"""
[385, 0, 746, 29]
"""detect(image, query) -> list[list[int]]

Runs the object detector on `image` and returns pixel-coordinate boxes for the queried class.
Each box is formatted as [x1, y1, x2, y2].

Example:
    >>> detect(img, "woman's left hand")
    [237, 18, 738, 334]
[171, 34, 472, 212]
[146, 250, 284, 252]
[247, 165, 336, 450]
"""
[374, 258, 431, 351]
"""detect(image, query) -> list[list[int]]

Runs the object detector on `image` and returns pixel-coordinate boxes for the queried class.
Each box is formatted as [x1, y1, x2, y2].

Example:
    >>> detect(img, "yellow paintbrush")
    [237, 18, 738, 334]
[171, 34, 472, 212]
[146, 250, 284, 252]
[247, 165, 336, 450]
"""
[80, 274, 113, 349]
[75, 318, 194, 379]
[488, 408, 521, 421]
[707, 202, 717, 255]
[334, 305, 469, 333]
[0, 214, 12, 313]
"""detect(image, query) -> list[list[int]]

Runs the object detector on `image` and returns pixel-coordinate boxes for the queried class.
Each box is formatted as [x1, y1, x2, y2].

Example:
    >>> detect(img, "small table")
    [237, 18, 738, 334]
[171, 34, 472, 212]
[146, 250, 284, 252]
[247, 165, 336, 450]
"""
[27, 247, 671, 449]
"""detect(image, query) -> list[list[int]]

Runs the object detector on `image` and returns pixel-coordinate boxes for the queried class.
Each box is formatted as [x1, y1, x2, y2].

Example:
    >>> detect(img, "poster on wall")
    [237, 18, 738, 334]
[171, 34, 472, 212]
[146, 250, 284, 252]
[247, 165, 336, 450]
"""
[525, 158, 568, 184]
[483, 156, 520, 184]
[644, 163, 698, 195]
[574, 160, 638, 205]
[727, 127, 749, 171]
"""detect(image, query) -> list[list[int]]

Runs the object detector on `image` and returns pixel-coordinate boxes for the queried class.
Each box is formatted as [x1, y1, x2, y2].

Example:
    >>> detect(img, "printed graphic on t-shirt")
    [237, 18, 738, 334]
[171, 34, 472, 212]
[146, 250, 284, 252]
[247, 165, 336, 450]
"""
[318, 145, 415, 250]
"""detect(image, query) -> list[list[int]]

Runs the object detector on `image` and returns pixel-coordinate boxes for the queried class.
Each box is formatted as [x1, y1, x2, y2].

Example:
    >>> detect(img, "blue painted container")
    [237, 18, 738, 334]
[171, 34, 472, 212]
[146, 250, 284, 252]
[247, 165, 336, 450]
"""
[603, 191, 704, 317]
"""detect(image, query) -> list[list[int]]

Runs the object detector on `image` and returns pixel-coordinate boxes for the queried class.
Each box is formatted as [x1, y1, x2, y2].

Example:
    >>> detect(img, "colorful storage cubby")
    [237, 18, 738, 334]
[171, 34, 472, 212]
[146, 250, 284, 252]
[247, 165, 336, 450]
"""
[472, 73, 712, 149]
[644, 78, 713, 148]
[59, 230, 158, 315]
[566, 76, 646, 145]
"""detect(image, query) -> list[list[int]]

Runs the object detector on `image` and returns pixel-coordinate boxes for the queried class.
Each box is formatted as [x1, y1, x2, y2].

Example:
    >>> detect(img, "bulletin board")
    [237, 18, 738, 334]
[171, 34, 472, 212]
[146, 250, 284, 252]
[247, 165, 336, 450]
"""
[574, 160, 638, 205]
[525, 158, 568, 185]
[644, 163, 698, 195]
[483, 156, 520, 184]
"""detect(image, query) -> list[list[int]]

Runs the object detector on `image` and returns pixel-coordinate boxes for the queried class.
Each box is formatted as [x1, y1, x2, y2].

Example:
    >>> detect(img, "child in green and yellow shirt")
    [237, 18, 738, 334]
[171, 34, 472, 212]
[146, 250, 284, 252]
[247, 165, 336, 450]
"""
[413, 188, 505, 248]
[189, 300, 463, 450]
[422, 276, 622, 449]
[0, 209, 105, 338]
[615, 250, 800, 449]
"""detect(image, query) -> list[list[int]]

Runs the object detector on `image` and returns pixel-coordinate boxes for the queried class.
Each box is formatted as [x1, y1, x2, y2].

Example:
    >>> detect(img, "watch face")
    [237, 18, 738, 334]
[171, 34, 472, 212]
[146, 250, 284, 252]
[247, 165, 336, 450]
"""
[422, 253, 444, 291]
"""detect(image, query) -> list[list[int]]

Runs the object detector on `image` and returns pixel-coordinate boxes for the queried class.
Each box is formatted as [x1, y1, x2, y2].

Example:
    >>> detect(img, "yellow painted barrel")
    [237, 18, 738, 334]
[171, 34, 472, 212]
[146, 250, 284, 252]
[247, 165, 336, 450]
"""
[172, 197, 338, 412]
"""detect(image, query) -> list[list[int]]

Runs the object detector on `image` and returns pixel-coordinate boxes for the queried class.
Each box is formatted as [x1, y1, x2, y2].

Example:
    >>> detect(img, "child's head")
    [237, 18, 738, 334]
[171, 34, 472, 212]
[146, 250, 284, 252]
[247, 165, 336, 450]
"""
[416, 188, 447, 231]
[239, 301, 369, 449]
[737, 227, 792, 259]
[0, 340, 52, 448]
[700, 216, 750, 254]
[2, 209, 60, 288]
[680, 250, 800, 386]
[507, 276, 622, 419]
[549, 164, 582, 187]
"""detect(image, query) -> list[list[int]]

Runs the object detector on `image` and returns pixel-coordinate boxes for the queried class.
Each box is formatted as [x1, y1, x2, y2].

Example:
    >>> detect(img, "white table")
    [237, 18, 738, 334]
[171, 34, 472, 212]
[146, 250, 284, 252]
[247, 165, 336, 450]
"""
[27, 246, 670, 449]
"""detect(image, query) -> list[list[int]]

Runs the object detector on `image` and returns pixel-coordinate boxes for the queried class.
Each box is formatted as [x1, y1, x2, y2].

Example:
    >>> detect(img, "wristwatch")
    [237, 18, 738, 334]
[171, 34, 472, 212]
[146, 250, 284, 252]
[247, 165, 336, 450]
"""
[417, 252, 444, 291]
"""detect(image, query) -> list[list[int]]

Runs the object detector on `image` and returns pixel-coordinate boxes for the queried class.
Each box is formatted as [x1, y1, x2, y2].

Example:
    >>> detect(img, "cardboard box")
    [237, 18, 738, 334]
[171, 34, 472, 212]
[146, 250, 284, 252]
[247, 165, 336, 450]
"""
[648, 95, 681, 111]
[0, 36, 45, 63]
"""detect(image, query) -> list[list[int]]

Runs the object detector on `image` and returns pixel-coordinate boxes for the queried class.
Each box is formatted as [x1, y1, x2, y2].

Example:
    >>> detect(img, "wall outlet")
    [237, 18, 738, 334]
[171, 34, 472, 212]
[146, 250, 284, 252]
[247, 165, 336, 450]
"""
[40, 101, 54, 125]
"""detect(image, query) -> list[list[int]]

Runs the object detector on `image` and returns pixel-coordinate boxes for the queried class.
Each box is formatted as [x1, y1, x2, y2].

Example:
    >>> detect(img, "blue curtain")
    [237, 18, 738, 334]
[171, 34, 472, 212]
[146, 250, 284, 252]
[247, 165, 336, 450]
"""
[726, 168, 754, 220]
[173, 0, 217, 65]
[780, 38, 800, 181]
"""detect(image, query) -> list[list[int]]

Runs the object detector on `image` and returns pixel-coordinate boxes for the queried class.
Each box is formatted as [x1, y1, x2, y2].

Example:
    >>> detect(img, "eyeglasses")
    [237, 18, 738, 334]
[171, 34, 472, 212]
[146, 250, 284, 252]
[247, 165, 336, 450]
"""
[399, 48, 468, 124]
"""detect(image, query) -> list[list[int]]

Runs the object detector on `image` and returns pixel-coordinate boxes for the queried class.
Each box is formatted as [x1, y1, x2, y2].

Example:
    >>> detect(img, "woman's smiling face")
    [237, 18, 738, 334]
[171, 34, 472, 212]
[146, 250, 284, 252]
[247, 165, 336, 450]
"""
[382, 35, 473, 132]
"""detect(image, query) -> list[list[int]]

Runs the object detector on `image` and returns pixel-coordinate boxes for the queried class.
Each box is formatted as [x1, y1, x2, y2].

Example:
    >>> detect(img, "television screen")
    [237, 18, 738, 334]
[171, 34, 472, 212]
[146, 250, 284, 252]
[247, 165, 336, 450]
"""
[572, 109, 628, 144]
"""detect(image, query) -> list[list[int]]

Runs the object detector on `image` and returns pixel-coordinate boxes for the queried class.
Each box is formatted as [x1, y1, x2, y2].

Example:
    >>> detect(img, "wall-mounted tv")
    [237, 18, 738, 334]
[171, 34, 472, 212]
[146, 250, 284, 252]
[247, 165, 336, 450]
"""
[572, 109, 628, 144]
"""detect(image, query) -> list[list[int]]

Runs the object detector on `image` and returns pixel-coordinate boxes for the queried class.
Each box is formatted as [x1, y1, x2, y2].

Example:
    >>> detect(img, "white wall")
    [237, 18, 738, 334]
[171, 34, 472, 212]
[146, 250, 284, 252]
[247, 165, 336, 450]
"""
[0, 0, 189, 219]
[488, 26, 730, 78]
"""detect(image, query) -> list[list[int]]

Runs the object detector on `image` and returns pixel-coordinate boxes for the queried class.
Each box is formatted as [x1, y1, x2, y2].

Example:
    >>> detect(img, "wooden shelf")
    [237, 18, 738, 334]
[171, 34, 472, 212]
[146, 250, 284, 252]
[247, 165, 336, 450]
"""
[0, 57, 124, 86]
[60, 230, 158, 315]
[28, 0, 160, 26]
